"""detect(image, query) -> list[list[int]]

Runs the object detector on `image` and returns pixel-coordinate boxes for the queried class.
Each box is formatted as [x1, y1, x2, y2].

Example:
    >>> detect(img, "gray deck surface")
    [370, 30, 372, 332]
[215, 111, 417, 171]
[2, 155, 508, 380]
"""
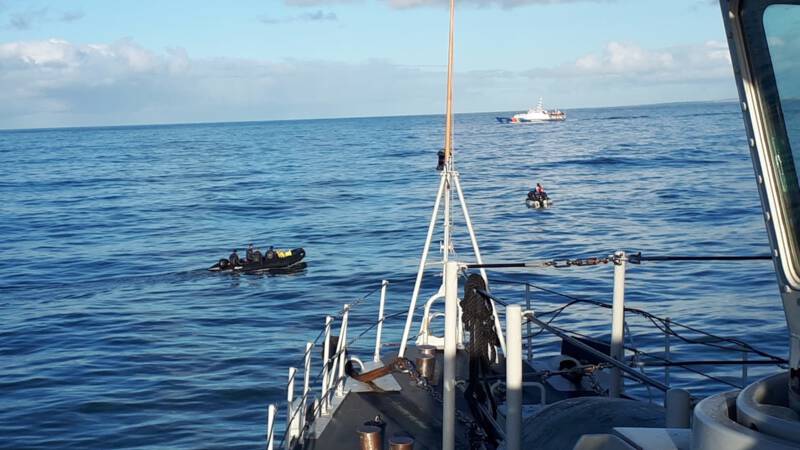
[302, 346, 606, 449]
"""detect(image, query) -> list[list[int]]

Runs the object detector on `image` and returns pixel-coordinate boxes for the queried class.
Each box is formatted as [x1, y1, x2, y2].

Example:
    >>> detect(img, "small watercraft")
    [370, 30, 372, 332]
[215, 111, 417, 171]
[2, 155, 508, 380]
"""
[497, 98, 566, 123]
[209, 248, 306, 273]
[526, 191, 552, 208]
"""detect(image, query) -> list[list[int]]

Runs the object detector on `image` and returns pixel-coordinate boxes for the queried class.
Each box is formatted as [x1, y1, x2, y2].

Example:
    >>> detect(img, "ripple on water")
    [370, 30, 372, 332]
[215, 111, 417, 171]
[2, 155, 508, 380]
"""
[0, 101, 786, 448]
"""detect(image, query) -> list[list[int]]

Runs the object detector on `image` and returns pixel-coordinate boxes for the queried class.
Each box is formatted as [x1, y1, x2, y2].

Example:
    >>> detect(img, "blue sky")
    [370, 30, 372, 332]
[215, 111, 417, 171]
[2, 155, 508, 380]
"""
[0, 0, 736, 128]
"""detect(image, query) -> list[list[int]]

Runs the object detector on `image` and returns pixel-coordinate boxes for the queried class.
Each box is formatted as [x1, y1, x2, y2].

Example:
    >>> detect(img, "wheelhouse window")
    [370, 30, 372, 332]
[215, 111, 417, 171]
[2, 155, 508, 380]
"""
[744, 2, 800, 285]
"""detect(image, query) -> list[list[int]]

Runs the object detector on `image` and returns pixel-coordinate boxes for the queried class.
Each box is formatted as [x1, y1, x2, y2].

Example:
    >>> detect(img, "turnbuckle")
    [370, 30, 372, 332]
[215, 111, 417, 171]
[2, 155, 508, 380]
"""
[549, 259, 573, 268]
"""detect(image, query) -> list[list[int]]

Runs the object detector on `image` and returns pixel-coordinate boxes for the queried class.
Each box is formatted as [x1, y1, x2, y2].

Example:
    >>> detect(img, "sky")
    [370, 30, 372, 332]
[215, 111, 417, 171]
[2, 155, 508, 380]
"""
[0, 0, 737, 129]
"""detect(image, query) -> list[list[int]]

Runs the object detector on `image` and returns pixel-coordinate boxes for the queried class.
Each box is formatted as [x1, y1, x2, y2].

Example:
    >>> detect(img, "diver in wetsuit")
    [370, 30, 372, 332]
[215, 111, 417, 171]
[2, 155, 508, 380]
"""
[229, 249, 240, 267]
[266, 246, 275, 260]
[246, 244, 255, 262]
[535, 183, 548, 201]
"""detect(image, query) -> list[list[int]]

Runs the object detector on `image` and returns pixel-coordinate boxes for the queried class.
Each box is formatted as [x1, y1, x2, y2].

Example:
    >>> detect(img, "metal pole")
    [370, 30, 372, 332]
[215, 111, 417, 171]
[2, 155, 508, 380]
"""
[610, 250, 626, 398]
[287, 367, 297, 442]
[505, 304, 523, 450]
[336, 304, 350, 397]
[321, 316, 333, 414]
[374, 280, 388, 362]
[444, 172, 451, 264]
[665, 317, 671, 386]
[442, 261, 459, 450]
[525, 284, 532, 362]
[453, 174, 506, 356]
[399, 172, 446, 358]
[302, 342, 312, 434]
[742, 351, 748, 384]
[267, 404, 276, 450]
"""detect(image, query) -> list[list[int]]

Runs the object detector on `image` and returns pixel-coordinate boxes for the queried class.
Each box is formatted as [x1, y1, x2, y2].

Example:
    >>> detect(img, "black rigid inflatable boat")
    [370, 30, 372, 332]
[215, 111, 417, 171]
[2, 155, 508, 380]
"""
[526, 191, 552, 209]
[209, 248, 306, 273]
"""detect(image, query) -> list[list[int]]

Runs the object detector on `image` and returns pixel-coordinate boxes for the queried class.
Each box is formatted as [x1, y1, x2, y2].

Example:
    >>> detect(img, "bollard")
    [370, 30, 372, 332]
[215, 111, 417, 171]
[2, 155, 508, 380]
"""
[417, 344, 436, 357]
[416, 354, 436, 380]
[665, 388, 691, 428]
[357, 425, 383, 450]
[390, 435, 415, 450]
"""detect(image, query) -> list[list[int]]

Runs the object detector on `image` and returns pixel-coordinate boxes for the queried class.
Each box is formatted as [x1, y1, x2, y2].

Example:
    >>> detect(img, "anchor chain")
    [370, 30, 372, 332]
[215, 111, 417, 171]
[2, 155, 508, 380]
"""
[396, 358, 489, 450]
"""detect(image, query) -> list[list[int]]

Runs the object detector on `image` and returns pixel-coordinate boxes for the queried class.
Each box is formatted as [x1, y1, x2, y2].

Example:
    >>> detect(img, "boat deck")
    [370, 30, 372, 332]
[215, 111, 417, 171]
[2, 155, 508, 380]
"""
[302, 344, 604, 449]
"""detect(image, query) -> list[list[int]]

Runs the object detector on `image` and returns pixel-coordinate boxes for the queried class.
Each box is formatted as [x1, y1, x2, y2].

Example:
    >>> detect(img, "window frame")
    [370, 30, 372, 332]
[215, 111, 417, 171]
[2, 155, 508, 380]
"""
[728, 0, 800, 288]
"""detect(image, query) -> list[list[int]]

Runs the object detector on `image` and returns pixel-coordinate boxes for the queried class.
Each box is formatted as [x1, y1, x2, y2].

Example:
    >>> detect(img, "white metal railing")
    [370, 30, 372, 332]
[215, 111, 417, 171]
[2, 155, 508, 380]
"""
[267, 278, 423, 449]
[266, 252, 781, 450]
[496, 249, 783, 449]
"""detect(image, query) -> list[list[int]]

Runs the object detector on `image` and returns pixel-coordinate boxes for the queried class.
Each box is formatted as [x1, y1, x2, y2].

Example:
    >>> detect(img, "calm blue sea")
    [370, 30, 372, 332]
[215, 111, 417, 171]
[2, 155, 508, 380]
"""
[0, 102, 788, 449]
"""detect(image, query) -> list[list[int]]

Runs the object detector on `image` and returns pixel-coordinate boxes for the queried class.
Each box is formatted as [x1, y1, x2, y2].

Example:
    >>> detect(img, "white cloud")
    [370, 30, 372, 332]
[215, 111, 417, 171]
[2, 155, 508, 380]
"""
[529, 40, 732, 83]
[3, 6, 84, 30]
[0, 38, 446, 128]
[0, 38, 737, 129]
[285, 0, 612, 7]
[260, 10, 338, 24]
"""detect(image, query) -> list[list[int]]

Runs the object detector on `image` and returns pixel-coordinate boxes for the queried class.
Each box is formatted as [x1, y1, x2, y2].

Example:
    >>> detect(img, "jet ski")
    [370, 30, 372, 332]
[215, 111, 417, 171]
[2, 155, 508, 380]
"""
[526, 191, 552, 209]
[209, 248, 306, 273]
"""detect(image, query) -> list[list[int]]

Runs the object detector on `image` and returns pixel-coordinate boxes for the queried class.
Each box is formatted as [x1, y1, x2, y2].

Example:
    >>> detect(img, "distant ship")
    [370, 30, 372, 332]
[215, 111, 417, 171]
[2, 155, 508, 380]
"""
[496, 98, 566, 123]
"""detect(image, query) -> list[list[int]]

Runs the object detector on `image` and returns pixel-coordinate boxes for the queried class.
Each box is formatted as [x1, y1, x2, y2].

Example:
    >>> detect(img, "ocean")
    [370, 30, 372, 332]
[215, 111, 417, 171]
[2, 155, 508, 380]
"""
[0, 101, 787, 449]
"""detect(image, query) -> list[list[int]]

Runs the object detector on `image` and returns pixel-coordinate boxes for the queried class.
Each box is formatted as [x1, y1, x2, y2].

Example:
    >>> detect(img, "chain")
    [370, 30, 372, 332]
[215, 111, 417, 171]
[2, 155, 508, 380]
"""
[396, 358, 489, 449]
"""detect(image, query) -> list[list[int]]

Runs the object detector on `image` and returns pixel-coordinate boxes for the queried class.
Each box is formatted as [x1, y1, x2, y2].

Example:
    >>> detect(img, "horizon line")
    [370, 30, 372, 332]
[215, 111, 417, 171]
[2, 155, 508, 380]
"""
[0, 97, 738, 133]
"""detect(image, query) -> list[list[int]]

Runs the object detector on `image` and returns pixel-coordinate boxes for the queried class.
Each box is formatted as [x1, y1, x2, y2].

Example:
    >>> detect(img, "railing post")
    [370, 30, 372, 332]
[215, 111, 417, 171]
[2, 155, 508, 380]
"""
[374, 280, 389, 362]
[610, 250, 626, 398]
[506, 304, 523, 450]
[665, 317, 671, 386]
[302, 342, 312, 436]
[287, 367, 297, 443]
[321, 316, 333, 414]
[336, 304, 350, 397]
[525, 283, 532, 362]
[266, 404, 276, 450]
[442, 261, 459, 450]
[742, 351, 748, 384]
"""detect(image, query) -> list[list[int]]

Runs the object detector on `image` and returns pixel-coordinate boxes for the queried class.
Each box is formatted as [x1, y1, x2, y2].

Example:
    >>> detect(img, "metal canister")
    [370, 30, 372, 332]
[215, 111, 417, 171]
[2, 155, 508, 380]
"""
[389, 434, 414, 450]
[357, 425, 382, 450]
[415, 354, 435, 380]
[416, 344, 436, 356]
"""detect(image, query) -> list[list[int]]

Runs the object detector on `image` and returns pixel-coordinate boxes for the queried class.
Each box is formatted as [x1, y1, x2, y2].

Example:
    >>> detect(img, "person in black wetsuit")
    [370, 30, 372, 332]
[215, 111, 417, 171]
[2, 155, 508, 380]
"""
[266, 246, 275, 260]
[229, 249, 240, 267]
[535, 183, 548, 201]
[246, 244, 255, 262]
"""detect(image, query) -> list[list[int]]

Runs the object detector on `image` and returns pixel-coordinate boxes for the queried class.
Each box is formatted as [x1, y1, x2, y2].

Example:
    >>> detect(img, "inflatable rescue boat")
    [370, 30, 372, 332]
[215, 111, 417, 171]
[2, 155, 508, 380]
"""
[209, 248, 306, 273]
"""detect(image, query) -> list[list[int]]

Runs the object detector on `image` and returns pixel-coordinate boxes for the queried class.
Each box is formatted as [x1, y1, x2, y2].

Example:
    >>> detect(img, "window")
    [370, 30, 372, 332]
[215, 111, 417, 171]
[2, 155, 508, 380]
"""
[762, 4, 800, 285]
